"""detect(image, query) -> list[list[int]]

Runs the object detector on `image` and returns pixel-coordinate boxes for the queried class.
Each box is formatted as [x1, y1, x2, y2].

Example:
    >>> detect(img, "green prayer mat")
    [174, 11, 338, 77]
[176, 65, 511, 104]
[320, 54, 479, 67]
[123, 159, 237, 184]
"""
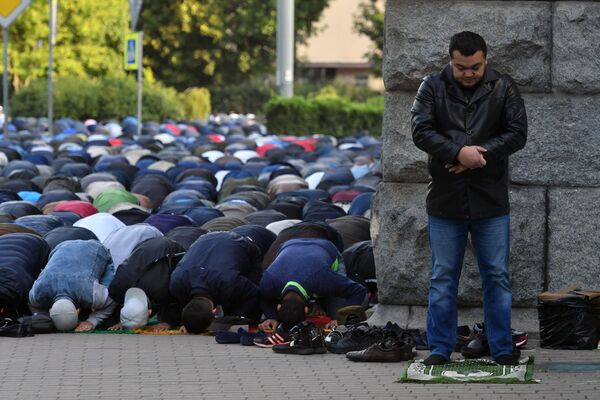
[399, 356, 535, 384]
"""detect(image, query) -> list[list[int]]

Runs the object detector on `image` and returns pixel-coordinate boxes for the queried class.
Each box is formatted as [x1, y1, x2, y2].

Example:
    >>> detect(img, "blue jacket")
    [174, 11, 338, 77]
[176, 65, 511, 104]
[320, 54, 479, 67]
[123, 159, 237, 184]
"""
[169, 231, 262, 319]
[260, 238, 367, 319]
[29, 240, 115, 310]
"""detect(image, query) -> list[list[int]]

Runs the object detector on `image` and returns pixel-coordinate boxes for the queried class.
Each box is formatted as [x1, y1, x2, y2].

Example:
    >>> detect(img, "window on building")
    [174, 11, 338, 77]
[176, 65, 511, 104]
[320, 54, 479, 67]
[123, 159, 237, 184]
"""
[355, 74, 369, 86]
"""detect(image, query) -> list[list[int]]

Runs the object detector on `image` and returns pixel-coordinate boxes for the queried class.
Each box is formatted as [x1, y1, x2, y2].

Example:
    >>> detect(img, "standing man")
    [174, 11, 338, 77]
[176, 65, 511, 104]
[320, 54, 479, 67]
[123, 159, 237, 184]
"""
[411, 31, 527, 366]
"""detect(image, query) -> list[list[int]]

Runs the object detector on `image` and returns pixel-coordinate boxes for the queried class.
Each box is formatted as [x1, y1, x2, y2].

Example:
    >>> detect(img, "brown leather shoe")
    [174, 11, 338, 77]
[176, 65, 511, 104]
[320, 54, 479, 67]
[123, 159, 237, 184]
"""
[346, 337, 415, 362]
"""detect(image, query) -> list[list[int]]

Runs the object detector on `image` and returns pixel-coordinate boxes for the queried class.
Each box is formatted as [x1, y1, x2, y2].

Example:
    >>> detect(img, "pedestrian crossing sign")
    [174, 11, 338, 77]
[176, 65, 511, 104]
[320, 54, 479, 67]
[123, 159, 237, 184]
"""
[124, 32, 141, 71]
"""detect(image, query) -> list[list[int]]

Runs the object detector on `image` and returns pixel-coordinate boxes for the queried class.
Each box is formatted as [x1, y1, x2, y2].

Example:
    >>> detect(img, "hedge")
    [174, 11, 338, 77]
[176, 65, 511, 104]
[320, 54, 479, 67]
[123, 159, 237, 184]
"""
[209, 80, 382, 115]
[263, 96, 383, 137]
[11, 76, 185, 121]
[181, 87, 211, 120]
[209, 79, 275, 114]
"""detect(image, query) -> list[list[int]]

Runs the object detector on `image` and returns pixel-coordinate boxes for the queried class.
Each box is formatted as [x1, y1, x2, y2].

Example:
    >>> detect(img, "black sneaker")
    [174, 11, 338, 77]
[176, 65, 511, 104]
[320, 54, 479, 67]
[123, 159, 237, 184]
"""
[254, 324, 292, 348]
[461, 333, 490, 358]
[327, 324, 384, 354]
[272, 321, 327, 355]
[324, 322, 368, 349]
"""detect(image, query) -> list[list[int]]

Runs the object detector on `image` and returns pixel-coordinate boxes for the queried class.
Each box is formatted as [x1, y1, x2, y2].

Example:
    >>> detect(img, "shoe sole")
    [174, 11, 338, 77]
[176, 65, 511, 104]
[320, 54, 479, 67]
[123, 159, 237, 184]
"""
[347, 354, 415, 362]
[273, 346, 327, 355]
[327, 345, 371, 354]
[254, 341, 290, 348]
[513, 337, 528, 348]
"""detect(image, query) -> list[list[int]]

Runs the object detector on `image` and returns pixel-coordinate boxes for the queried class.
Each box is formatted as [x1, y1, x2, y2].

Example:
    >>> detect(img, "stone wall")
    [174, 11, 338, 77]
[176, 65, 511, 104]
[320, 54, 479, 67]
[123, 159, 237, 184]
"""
[372, 1, 600, 332]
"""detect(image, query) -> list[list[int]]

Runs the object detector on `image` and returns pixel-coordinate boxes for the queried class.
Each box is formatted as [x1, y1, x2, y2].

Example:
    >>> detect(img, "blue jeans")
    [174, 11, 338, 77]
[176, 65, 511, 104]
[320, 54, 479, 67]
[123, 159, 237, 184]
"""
[426, 214, 513, 359]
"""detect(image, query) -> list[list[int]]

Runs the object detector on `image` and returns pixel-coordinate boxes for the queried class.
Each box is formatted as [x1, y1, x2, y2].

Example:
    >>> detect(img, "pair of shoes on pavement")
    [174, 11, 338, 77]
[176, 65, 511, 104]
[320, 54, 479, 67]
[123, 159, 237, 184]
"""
[346, 329, 416, 362]
[326, 321, 412, 356]
[326, 322, 384, 354]
[215, 327, 266, 346]
[271, 321, 327, 355]
[461, 334, 521, 363]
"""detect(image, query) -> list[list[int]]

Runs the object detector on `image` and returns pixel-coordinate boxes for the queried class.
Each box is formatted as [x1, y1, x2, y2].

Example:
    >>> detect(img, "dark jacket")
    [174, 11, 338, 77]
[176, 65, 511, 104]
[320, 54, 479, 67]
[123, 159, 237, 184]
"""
[411, 65, 527, 219]
[0, 233, 50, 313]
[169, 231, 262, 320]
[109, 237, 185, 326]
[260, 238, 367, 320]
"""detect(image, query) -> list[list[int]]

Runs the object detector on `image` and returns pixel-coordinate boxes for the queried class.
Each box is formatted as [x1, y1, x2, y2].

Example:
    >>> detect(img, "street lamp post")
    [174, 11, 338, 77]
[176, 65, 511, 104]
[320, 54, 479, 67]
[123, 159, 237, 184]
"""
[276, 0, 294, 98]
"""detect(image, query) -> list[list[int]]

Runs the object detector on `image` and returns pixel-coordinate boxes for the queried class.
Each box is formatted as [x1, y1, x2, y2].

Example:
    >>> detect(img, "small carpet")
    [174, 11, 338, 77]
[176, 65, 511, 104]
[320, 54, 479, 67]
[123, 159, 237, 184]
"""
[399, 356, 535, 384]
[74, 327, 190, 335]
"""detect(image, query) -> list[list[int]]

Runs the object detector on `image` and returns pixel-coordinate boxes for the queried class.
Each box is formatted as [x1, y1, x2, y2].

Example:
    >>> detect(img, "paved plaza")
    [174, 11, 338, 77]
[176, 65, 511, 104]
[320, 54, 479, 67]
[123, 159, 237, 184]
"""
[0, 334, 599, 400]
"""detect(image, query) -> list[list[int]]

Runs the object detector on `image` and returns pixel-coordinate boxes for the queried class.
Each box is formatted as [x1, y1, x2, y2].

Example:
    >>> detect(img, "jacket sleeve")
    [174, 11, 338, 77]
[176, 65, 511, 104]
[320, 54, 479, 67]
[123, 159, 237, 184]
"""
[481, 77, 527, 160]
[99, 258, 116, 288]
[315, 269, 367, 307]
[225, 275, 261, 321]
[87, 285, 117, 328]
[169, 267, 189, 305]
[411, 78, 463, 163]
[259, 273, 280, 320]
[156, 302, 182, 327]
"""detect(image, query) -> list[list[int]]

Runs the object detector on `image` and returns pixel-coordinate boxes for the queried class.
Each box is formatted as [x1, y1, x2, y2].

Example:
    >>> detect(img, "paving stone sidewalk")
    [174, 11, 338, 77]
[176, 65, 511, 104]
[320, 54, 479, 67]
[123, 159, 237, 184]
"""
[0, 334, 598, 400]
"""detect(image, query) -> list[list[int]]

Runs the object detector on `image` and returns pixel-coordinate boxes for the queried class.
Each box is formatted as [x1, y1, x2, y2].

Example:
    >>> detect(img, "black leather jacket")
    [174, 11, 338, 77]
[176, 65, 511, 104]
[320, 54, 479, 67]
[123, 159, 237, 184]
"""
[411, 65, 527, 219]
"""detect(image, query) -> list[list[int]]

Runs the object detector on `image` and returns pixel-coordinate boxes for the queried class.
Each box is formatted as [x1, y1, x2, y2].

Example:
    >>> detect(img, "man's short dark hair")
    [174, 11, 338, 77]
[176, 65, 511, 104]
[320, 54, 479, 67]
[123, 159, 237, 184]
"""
[277, 295, 306, 329]
[449, 31, 487, 58]
[182, 297, 214, 334]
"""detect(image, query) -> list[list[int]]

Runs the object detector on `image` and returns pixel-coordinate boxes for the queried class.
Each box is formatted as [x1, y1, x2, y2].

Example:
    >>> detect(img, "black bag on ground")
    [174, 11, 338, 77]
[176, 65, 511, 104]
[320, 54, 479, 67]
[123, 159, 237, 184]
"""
[18, 313, 56, 334]
[538, 289, 600, 350]
[0, 317, 34, 338]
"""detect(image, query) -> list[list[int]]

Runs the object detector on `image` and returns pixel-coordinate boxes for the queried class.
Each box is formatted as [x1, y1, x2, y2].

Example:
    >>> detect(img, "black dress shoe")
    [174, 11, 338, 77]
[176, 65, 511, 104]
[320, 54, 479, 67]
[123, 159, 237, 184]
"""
[423, 354, 449, 365]
[494, 354, 519, 365]
[346, 336, 415, 362]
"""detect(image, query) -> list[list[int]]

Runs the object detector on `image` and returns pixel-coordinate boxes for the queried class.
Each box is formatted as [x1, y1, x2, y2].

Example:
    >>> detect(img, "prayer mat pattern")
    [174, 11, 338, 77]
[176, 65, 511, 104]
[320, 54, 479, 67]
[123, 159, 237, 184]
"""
[399, 356, 535, 384]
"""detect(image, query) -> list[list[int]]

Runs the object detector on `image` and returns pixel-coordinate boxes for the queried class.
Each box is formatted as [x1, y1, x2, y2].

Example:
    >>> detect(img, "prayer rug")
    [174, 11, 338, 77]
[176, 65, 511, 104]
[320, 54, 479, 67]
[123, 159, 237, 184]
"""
[399, 356, 535, 384]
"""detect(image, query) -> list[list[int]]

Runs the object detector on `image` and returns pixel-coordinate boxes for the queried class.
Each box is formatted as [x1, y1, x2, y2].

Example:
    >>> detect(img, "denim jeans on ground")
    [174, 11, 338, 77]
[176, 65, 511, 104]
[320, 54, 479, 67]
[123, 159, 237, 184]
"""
[426, 214, 513, 359]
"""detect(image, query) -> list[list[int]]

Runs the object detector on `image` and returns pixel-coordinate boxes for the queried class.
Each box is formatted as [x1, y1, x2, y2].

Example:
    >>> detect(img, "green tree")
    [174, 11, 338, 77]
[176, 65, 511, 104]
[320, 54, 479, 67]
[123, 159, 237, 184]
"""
[353, 0, 384, 76]
[1, 0, 129, 92]
[140, 0, 329, 90]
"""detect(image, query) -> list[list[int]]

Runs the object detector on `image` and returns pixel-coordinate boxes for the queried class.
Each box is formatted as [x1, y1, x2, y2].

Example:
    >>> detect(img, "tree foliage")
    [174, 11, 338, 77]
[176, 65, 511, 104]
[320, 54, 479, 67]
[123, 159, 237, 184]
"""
[1, 0, 129, 91]
[1, 0, 330, 110]
[140, 0, 329, 90]
[353, 0, 384, 76]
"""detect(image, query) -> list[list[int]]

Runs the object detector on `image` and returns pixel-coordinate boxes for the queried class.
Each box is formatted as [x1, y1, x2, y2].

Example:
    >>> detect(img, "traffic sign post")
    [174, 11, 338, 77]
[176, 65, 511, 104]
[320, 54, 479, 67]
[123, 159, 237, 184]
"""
[1, 0, 31, 135]
[129, 0, 142, 31]
[48, 0, 58, 135]
[128, 0, 143, 136]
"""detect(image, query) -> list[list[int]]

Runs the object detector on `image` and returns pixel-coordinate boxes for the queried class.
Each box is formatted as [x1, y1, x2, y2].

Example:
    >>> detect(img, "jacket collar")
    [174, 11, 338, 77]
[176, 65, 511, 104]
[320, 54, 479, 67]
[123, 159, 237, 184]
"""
[440, 64, 499, 105]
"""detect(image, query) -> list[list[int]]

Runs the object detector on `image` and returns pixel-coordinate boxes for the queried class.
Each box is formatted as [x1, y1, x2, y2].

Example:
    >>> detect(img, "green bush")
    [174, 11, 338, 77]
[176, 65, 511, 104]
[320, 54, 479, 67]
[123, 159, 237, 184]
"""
[264, 95, 383, 137]
[295, 81, 382, 103]
[180, 87, 211, 120]
[11, 76, 184, 121]
[209, 79, 383, 115]
[209, 79, 275, 114]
